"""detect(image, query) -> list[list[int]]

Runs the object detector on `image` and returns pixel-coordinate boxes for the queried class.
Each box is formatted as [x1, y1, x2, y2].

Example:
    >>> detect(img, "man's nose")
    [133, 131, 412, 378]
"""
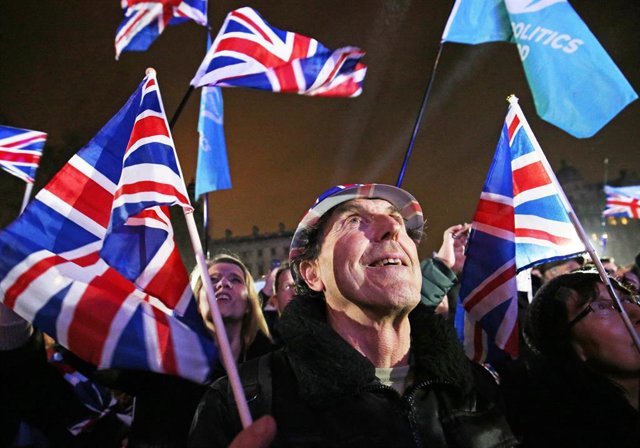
[372, 214, 401, 241]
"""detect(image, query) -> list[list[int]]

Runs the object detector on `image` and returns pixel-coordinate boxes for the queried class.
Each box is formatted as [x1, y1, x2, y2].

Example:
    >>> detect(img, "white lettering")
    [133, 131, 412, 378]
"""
[517, 44, 530, 61]
[551, 34, 571, 49]
[563, 38, 584, 54]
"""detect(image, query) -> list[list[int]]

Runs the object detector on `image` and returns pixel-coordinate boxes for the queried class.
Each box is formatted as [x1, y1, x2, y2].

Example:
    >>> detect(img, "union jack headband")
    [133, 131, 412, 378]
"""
[289, 183, 424, 262]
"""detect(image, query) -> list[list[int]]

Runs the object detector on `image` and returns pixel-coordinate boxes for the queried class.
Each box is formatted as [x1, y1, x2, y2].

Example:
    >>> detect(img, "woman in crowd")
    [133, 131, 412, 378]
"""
[512, 269, 640, 447]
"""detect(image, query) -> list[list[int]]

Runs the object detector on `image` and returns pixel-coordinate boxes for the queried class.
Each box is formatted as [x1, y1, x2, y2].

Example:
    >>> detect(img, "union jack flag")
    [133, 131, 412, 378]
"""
[0, 72, 216, 383]
[115, 0, 208, 60]
[0, 125, 47, 184]
[456, 97, 585, 364]
[191, 7, 367, 97]
[603, 185, 640, 219]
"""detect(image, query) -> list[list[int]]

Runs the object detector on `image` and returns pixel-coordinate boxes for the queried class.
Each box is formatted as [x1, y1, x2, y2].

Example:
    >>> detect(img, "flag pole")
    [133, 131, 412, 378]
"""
[203, 193, 210, 257]
[184, 211, 253, 428]
[19, 182, 34, 214]
[148, 64, 251, 427]
[600, 158, 609, 251]
[396, 42, 444, 188]
[169, 85, 195, 129]
[509, 95, 640, 353]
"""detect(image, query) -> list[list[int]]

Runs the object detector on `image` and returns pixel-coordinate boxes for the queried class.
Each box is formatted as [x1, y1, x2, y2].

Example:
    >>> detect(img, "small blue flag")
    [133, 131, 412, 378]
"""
[442, 0, 638, 138]
[195, 83, 232, 198]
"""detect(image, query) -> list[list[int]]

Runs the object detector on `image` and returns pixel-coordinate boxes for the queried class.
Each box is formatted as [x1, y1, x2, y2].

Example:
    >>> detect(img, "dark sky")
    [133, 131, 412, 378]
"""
[1, 1, 639, 259]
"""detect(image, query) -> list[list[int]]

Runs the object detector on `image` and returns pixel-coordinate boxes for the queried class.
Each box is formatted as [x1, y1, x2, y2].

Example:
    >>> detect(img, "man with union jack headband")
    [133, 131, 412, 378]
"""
[190, 183, 517, 447]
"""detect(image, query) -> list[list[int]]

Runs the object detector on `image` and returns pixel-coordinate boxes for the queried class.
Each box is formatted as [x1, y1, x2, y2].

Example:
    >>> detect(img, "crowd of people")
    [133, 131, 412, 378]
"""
[1, 183, 639, 447]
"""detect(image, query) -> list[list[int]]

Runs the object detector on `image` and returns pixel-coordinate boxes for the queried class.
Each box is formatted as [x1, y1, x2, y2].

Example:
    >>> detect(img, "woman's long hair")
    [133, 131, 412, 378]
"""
[191, 252, 271, 354]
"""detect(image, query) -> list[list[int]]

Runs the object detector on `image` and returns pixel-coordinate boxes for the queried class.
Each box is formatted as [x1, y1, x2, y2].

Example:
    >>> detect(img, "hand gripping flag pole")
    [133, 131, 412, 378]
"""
[508, 95, 640, 354]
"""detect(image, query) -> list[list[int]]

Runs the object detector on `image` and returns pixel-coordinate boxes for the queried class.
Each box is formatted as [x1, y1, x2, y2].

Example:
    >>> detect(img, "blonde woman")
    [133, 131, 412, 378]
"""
[191, 252, 273, 364]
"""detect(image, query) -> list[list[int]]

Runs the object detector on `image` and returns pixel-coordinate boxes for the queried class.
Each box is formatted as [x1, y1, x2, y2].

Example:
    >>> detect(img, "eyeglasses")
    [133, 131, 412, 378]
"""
[568, 296, 640, 327]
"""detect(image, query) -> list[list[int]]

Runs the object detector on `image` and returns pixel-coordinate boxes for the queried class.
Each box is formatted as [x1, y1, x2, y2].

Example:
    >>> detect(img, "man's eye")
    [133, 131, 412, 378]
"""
[593, 302, 611, 311]
[346, 215, 362, 225]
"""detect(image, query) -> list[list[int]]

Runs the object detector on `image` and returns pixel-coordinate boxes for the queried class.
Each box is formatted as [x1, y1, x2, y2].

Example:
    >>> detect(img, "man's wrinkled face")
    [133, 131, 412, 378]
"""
[301, 198, 421, 316]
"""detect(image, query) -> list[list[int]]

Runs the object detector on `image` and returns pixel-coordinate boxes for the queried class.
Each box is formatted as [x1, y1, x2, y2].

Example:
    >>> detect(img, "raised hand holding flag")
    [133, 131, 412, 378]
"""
[191, 7, 367, 97]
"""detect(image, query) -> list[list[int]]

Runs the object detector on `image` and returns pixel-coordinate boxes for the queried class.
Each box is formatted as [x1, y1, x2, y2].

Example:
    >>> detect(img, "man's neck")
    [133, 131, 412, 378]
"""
[326, 306, 411, 368]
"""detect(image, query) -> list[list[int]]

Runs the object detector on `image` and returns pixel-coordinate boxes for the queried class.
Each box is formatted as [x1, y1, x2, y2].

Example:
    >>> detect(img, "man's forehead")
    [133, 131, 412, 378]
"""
[330, 198, 398, 215]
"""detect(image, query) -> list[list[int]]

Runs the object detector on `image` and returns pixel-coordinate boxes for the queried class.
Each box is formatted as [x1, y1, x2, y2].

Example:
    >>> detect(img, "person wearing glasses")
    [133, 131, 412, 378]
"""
[512, 268, 640, 447]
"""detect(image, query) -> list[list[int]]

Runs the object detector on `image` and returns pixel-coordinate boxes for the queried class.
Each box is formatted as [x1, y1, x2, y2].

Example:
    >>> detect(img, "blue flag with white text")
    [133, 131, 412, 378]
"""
[195, 85, 232, 199]
[442, 0, 637, 138]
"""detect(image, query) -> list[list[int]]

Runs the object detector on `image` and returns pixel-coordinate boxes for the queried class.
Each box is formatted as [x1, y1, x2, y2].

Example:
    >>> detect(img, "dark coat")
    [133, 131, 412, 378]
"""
[503, 356, 640, 448]
[189, 297, 518, 448]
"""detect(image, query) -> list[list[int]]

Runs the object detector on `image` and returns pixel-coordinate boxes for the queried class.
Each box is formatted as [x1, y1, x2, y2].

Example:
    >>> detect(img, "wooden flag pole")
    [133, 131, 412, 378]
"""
[19, 182, 34, 214]
[509, 95, 640, 353]
[184, 211, 253, 428]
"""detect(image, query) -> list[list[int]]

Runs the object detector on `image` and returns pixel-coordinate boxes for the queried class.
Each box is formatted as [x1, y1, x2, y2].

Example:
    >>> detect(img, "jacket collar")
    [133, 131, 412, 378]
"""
[277, 295, 473, 406]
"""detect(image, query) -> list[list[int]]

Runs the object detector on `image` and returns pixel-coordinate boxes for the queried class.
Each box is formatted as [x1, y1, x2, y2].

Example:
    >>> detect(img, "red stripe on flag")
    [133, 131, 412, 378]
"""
[216, 38, 286, 67]
[515, 227, 576, 247]
[44, 163, 113, 229]
[4, 254, 67, 308]
[116, 10, 150, 45]
[512, 161, 551, 197]
[66, 268, 135, 366]
[507, 115, 520, 141]
[290, 33, 312, 59]
[0, 150, 41, 164]
[464, 262, 516, 311]
[143, 246, 189, 308]
[114, 181, 189, 205]
[151, 305, 178, 375]
[473, 199, 514, 232]
[273, 64, 301, 92]
[126, 116, 170, 154]
[70, 251, 101, 268]
[0, 134, 46, 149]
[232, 10, 273, 44]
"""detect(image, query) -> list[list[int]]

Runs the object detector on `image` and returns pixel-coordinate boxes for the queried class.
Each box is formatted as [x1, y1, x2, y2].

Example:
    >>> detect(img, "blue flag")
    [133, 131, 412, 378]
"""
[195, 84, 232, 198]
[442, 0, 638, 138]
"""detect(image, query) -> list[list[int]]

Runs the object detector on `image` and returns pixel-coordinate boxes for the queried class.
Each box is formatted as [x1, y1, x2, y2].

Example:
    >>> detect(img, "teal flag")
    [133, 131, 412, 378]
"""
[442, 0, 637, 138]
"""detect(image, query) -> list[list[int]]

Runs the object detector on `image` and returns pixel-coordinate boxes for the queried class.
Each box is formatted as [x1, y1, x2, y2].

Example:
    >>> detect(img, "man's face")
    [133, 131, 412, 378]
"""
[301, 198, 421, 317]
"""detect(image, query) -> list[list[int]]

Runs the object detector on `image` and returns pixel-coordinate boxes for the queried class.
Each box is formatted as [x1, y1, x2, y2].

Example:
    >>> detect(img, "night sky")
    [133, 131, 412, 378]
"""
[1, 1, 639, 259]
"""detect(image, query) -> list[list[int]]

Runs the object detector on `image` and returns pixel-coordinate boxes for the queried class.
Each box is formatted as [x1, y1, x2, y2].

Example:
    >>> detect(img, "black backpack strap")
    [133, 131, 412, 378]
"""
[236, 352, 273, 419]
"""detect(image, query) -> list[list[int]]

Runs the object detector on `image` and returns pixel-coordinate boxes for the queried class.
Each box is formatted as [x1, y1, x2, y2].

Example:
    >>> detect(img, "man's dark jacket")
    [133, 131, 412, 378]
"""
[189, 296, 518, 448]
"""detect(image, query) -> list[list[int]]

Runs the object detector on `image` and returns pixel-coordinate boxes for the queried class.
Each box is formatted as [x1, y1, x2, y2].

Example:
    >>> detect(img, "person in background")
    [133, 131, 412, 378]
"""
[272, 262, 296, 315]
[190, 183, 517, 447]
[511, 269, 640, 447]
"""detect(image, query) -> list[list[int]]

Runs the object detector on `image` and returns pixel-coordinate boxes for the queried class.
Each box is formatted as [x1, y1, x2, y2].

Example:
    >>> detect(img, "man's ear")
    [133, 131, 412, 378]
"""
[299, 260, 324, 292]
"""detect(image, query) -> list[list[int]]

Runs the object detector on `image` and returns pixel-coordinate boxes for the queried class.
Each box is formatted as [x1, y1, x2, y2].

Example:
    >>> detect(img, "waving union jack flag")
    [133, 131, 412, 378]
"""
[603, 185, 640, 219]
[115, 0, 208, 60]
[0, 125, 47, 184]
[456, 96, 585, 364]
[191, 7, 367, 97]
[0, 72, 216, 382]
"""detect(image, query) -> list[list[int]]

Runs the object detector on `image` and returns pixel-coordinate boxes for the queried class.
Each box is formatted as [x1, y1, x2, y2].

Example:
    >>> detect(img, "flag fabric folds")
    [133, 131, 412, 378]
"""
[456, 97, 585, 364]
[0, 72, 216, 383]
[0, 125, 47, 184]
[603, 185, 640, 219]
[191, 7, 367, 97]
[442, 0, 638, 138]
[115, 0, 208, 60]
